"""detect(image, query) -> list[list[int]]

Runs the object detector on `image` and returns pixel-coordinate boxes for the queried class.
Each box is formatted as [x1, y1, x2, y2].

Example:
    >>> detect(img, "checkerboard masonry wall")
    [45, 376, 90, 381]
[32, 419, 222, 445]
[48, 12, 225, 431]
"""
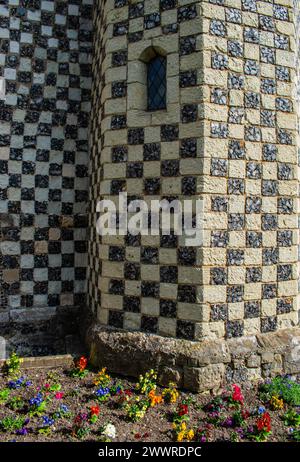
[1, 0, 300, 391]
[0, 1, 93, 354]
[87, 0, 300, 391]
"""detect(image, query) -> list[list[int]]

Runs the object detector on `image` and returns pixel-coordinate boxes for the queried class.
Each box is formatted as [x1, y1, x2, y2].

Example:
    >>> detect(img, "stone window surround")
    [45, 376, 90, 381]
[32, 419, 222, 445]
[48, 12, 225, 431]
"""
[128, 44, 174, 121]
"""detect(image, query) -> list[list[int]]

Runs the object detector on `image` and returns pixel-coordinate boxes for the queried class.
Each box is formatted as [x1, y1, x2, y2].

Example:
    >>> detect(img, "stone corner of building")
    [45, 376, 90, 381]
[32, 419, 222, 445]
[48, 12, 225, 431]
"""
[85, 324, 300, 393]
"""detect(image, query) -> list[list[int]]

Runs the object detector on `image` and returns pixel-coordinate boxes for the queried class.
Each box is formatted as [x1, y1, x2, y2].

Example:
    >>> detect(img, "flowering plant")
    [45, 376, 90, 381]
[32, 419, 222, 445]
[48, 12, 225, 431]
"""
[95, 386, 110, 402]
[89, 405, 100, 424]
[173, 421, 194, 442]
[195, 424, 213, 442]
[270, 395, 284, 410]
[116, 389, 133, 408]
[206, 386, 244, 417]
[94, 368, 111, 388]
[173, 403, 190, 425]
[54, 404, 71, 419]
[125, 397, 149, 422]
[148, 390, 163, 407]
[8, 376, 32, 389]
[99, 423, 116, 442]
[257, 412, 271, 432]
[78, 356, 88, 370]
[38, 416, 55, 435]
[250, 412, 272, 442]
[28, 392, 47, 416]
[162, 382, 179, 404]
[229, 384, 244, 407]
[221, 410, 250, 429]
[109, 382, 123, 396]
[259, 376, 300, 406]
[230, 428, 244, 442]
[16, 424, 30, 436]
[72, 412, 90, 439]
[258, 405, 266, 415]
[70, 356, 89, 379]
[205, 386, 249, 428]
[204, 395, 226, 413]
[221, 416, 234, 428]
[231, 409, 249, 427]
[135, 369, 157, 395]
[4, 352, 23, 378]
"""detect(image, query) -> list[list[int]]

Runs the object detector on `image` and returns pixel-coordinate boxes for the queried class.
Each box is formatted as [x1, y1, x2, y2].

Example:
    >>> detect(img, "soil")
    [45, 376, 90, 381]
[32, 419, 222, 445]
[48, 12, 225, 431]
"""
[0, 367, 296, 442]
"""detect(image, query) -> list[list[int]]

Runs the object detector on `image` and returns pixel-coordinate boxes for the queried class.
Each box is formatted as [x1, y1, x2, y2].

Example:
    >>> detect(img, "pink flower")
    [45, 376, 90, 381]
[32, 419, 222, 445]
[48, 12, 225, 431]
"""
[44, 383, 50, 389]
[55, 392, 64, 400]
[232, 384, 244, 405]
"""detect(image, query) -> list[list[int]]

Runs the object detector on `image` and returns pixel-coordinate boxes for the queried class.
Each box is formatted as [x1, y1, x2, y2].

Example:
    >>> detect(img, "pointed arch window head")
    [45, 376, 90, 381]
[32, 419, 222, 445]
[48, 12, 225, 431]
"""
[147, 55, 167, 111]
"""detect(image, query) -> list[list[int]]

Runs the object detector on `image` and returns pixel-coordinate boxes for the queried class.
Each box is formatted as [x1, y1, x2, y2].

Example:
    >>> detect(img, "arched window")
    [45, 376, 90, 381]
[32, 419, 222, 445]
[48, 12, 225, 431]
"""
[147, 55, 167, 111]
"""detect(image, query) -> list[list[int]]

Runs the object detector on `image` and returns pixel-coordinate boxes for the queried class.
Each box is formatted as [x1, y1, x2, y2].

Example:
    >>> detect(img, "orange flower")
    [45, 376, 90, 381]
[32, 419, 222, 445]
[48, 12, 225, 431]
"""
[77, 356, 88, 371]
[148, 390, 163, 407]
[90, 405, 100, 416]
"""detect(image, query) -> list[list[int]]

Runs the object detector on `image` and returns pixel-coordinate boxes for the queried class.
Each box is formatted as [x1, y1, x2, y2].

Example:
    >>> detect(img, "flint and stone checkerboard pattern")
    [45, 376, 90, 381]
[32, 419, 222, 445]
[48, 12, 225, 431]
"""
[89, 0, 299, 343]
[0, 0, 93, 353]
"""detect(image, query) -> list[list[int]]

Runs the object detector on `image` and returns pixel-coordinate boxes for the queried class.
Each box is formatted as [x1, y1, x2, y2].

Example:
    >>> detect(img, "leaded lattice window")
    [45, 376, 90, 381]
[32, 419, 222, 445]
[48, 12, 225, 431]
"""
[147, 55, 166, 111]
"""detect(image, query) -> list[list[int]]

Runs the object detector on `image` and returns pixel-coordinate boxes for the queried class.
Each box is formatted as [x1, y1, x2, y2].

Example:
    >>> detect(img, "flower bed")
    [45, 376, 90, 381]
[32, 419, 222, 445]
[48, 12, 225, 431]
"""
[0, 354, 299, 442]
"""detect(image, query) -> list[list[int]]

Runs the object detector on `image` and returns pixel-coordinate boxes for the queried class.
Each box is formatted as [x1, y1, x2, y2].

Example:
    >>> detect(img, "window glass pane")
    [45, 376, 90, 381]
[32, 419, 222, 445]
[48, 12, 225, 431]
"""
[147, 56, 166, 111]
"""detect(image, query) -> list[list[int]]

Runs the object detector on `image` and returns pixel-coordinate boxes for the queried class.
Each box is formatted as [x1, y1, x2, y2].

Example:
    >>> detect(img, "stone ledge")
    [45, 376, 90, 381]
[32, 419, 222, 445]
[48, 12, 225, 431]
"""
[0, 354, 74, 373]
[86, 325, 300, 392]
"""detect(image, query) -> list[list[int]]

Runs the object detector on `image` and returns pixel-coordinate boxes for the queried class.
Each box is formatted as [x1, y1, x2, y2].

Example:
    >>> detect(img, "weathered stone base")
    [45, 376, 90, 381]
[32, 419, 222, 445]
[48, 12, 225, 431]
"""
[0, 306, 84, 358]
[87, 325, 300, 392]
[0, 354, 74, 372]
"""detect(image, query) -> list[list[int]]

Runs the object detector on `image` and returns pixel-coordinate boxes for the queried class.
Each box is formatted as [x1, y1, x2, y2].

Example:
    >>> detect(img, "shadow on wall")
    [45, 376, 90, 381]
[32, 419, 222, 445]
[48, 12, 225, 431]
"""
[0, 305, 84, 359]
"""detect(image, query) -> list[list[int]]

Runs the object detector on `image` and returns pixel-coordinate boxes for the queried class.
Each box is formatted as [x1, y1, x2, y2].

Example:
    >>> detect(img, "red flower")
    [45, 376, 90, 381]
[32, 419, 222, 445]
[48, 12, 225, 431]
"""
[178, 404, 188, 416]
[77, 356, 88, 371]
[134, 433, 142, 440]
[74, 415, 82, 425]
[90, 405, 100, 416]
[242, 410, 250, 419]
[232, 384, 244, 405]
[55, 392, 64, 400]
[257, 412, 271, 433]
